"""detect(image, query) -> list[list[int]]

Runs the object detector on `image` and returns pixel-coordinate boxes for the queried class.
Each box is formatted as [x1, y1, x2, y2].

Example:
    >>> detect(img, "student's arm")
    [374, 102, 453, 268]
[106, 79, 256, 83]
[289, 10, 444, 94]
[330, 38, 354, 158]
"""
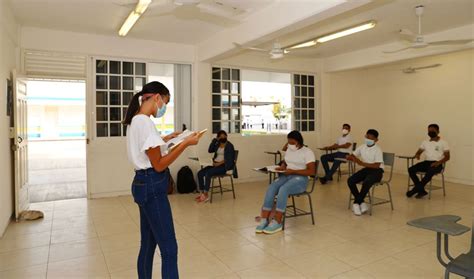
[282, 143, 288, 152]
[285, 162, 316, 176]
[146, 134, 200, 172]
[333, 142, 351, 149]
[351, 158, 381, 169]
[276, 161, 287, 170]
[414, 148, 424, 160]
[432, 151, 450, 167]
[208, 138, 219, 153]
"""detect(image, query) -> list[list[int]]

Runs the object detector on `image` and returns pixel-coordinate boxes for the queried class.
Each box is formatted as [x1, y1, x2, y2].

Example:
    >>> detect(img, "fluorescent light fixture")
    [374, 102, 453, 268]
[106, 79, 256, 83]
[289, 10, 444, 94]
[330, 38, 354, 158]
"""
[287, 40, 318, 50]
[118, 0, 151, 37]
[135, 0, 152, 14]
[316, 20, 376, 43]
[284, 20, 376, 51]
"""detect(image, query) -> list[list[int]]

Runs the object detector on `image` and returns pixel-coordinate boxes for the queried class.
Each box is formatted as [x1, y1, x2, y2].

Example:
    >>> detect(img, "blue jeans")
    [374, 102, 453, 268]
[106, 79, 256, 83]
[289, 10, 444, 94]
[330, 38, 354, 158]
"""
[197, 165, 227, 192]
[132, 168, 178, 279]
[320, 152, 348, 179]
[262, 175, 309, 213]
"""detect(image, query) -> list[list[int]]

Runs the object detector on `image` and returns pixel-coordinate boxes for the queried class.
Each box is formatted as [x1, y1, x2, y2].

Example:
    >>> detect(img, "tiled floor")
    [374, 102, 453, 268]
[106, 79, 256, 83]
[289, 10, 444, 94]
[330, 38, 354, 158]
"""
[1, 174, 472, 278]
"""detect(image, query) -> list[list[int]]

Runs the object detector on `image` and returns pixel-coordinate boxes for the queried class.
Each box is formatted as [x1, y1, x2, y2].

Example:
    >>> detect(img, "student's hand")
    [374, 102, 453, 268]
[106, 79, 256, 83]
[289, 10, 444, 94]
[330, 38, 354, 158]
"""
[284, 169, 295, 175]
[170, 131, 182, 138]
[183, 132, 200, 146]
[275, 166, 286, 171]
[346, 154, 355, 161]
[431, 161, 441, 168]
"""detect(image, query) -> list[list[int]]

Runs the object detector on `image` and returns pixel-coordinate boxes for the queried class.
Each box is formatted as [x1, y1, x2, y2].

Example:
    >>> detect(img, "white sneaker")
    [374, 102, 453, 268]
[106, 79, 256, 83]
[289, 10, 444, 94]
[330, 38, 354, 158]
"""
[360, 203, 369, 214]
[352, 204, 361, 216]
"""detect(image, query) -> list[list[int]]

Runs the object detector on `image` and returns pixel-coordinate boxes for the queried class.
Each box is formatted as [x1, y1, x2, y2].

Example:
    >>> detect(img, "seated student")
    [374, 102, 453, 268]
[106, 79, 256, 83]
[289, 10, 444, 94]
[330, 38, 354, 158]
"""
[319, 123, 353, 184]
[196, 130, 235, 203]
[406, 124, 450, 199]
[346, 129, 384, 216]
[256, 131, 315, 234]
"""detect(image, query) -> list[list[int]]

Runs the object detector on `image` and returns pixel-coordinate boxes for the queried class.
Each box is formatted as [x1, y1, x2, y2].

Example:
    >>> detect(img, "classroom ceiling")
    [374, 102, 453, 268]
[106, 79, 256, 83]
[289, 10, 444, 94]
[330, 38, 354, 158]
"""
[9, 0, 274, 44]
[246, 0, 474, 58]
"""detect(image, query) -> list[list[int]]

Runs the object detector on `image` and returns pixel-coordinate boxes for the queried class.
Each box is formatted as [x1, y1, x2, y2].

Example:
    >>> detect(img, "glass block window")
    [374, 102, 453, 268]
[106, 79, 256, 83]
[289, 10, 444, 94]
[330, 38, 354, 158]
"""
[211, 67, 241, 134]
[293, 74, 316, 132]
[94, 59, 146, 137]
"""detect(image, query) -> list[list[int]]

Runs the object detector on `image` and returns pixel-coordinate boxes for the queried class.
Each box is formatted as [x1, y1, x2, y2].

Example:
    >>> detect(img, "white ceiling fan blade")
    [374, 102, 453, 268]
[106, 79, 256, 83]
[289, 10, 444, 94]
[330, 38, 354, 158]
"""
[233, 43, 268, 52]
[412, 64, 442, 70]
[198, 1, 245, 18]
[399, 28, 416, 42]
[383, 46, 413, 53]
[428, 39, 474, 46]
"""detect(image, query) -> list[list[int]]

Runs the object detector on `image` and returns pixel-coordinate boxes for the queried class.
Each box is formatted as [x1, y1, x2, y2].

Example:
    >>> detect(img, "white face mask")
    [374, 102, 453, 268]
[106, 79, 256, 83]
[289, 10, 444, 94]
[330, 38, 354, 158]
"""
[342, 129, 349, 135]
[287, 144, 298, 151]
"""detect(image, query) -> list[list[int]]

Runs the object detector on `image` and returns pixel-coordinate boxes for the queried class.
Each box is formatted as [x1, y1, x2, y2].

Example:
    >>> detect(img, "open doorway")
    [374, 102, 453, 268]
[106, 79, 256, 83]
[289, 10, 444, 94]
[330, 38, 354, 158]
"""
[26, 79, 87, 203]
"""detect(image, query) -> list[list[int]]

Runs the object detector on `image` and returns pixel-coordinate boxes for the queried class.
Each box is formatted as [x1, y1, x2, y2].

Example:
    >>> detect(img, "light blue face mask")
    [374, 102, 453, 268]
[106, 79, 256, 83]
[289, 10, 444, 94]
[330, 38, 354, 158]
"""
[365, 138, 375, 146]
[155, 103, 167, 118]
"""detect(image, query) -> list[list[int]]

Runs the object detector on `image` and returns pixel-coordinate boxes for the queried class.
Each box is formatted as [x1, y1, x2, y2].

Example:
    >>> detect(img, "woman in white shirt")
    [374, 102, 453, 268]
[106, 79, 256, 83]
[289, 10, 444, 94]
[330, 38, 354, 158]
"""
[123, 81, 201, 279]
[256, 130, 316, 235]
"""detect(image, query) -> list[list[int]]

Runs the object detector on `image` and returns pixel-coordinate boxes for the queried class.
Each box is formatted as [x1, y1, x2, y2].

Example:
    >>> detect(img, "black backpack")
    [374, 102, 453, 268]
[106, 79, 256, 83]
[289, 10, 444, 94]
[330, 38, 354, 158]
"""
[177, 166, 197, 194]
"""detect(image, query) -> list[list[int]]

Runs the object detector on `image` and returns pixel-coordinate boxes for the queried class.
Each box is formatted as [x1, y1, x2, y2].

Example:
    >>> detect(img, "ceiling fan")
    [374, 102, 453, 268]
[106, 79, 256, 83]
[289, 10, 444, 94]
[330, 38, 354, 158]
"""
[233, 42, 289, 60]
[116, 0, 244, 29]
[402, 63, 441, 74]
[384, 5, 473, 53]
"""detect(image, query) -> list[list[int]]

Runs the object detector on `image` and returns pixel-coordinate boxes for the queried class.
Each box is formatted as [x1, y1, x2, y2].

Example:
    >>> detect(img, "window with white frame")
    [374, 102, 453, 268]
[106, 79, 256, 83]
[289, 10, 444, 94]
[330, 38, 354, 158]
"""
[94, 59, 192, 138]
[241, 69, 292, 135]
[293, 74, 316, 132]
[211, 67, 241, 134]
[94, 59, 146, 137]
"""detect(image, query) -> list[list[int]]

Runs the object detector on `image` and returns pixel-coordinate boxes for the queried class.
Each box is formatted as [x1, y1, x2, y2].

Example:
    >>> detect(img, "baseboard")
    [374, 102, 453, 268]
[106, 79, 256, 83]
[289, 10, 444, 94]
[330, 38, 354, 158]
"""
[89, 190, 130, 199]
[0, 214, 13, 238]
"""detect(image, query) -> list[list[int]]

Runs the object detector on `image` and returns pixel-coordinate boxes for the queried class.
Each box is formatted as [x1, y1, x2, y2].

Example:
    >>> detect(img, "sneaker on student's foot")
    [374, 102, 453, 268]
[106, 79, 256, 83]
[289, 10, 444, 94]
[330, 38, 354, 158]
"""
[255, 219, 268, 234]
[319, 177, 327, 185]
[406, 188, 418, 198]
[263, 220, 283, 234]
[197, 194, 209, 203]
[360, 202, 369, 214]
[415, 190, 428, 199]
[352, 204, 362, 216]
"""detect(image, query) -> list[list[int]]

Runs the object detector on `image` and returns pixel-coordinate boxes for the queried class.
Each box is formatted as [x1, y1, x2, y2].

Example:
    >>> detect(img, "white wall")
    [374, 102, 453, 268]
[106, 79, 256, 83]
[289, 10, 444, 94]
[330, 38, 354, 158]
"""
[321, 49, 474, 185]
[0, 0, 19, 236]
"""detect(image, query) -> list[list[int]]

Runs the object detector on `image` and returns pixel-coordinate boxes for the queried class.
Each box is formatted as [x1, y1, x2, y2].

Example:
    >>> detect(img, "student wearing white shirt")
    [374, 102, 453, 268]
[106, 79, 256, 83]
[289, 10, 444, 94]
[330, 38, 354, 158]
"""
[123, 81, 201, 279]
[319, 123, 353, 184]
[406, 124, 450, 199]
[256, 131, 316, 234]
[346, 129, 384, 216]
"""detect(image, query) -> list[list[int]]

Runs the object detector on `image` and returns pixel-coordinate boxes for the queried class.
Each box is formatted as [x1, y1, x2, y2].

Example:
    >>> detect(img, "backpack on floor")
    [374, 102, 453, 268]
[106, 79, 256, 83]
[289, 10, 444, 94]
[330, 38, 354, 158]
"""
[177, 166, 197, 194]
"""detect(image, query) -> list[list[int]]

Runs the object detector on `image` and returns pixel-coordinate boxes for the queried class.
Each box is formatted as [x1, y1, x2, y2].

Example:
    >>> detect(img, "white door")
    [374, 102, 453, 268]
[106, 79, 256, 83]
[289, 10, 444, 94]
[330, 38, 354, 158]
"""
[12, 70, 29, 220]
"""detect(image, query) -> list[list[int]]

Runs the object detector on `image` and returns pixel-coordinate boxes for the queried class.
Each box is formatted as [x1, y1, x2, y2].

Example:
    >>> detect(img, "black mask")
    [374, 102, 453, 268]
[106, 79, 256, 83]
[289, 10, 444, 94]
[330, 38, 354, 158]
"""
[428, 131, 438, 138]
[219, 138, 227, 143]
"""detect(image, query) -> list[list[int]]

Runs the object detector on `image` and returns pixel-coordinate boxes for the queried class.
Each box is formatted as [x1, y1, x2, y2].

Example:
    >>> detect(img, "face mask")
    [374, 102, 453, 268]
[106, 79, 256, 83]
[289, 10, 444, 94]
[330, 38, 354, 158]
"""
[428, 131, 438, 138]
[365, 139, 375, 146]
[155, 98, 167, 118]
[287, 144, 298, 151]
[219, 138, 227, 143]
[342, 129, 349, 135]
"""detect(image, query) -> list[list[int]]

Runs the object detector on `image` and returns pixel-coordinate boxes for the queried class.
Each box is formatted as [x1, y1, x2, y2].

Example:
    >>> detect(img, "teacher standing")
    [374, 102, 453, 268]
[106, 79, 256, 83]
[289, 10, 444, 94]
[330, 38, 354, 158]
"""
[123, 81, 200, 279]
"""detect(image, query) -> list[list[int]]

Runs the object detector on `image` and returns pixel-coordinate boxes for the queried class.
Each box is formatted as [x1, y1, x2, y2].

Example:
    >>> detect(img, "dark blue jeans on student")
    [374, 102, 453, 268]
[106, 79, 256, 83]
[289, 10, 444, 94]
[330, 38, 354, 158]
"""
[197, 165, 227, 192]
[132, 168, 178, 279]
[320, 152, 349, 179]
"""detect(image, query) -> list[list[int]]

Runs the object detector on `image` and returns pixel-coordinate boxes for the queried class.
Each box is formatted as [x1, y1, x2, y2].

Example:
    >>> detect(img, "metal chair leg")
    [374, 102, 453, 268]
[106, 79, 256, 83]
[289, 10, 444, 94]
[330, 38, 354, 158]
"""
[210, 177, 214, 203]
[442, 173, 446, 196]
[387, 182, 394, 210]
[308, 194, 315, 225]
[230, 176, 236, 199]
[291, 196, 296, 216]
[428, 180, 432, 200]
[369, 187, 373, 216]
[444, 268, 450, 279]
[218, 177, 223, 196]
